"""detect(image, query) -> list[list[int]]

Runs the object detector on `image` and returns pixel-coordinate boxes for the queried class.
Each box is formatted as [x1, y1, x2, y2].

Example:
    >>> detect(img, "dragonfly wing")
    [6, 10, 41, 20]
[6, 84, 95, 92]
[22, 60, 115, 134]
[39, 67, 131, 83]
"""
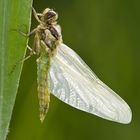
[48, 43, 132, 124]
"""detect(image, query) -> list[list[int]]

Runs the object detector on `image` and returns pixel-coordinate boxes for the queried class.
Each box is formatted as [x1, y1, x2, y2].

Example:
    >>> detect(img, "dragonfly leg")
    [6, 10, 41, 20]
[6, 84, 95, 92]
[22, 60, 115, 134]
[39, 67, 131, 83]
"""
[9, 44, 37, 75]
[40, 40, 50, 52]
[32, 7, 43, 23]
[27, 45, 36, 55]
[16, 27, 38, 37]
[18, 44, 36, 63]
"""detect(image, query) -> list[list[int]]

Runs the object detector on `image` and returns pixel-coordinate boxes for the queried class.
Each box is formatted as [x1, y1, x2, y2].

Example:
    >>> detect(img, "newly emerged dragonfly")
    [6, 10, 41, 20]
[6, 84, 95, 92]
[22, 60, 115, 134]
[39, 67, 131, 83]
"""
[26, 8, 132, 123]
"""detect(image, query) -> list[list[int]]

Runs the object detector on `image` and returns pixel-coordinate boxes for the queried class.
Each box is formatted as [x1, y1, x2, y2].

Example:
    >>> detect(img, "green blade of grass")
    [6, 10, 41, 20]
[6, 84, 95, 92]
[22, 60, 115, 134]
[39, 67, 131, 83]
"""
[0, 0, 33, 139]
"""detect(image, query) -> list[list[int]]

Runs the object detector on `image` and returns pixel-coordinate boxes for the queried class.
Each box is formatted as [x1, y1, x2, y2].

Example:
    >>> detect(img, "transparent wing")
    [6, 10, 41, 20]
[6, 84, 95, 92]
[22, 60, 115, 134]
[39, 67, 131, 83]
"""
[48, 43, 132, 124]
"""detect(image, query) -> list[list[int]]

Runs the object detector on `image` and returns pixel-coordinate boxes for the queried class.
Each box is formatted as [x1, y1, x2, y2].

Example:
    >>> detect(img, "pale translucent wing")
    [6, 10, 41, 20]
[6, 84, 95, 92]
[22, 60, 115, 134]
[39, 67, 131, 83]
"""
[48, 43, 132, 124]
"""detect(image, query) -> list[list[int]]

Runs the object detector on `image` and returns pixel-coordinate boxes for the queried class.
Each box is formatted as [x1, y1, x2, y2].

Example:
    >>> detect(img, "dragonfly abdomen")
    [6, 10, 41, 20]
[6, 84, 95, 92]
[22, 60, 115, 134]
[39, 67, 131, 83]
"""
[37, 54, 50, 122]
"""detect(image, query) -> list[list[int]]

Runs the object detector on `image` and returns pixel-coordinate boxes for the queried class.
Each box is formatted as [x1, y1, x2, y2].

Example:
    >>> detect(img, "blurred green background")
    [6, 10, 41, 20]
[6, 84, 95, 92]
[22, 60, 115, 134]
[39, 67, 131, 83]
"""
[8, 0, 140, 140]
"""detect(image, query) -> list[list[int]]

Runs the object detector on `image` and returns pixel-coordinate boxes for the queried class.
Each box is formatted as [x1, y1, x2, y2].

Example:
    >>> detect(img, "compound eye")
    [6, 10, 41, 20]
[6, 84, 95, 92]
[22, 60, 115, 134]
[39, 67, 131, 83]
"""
[46, 10, 57, 19]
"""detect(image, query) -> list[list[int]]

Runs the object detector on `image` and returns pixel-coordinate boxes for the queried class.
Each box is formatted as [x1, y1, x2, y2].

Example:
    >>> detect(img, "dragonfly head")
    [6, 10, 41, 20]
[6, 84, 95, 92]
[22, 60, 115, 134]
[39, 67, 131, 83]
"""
[41, 8, 58, 24]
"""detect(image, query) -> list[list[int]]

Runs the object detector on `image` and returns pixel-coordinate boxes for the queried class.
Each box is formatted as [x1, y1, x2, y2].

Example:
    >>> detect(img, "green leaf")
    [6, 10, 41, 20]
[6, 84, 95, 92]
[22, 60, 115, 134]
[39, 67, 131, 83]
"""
[0, 0, 33, 139]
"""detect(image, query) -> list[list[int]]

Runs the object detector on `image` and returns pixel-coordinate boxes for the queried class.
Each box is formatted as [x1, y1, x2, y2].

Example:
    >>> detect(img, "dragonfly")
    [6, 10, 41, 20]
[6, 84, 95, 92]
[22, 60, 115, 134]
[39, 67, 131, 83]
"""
[25, 7, 132, 124]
